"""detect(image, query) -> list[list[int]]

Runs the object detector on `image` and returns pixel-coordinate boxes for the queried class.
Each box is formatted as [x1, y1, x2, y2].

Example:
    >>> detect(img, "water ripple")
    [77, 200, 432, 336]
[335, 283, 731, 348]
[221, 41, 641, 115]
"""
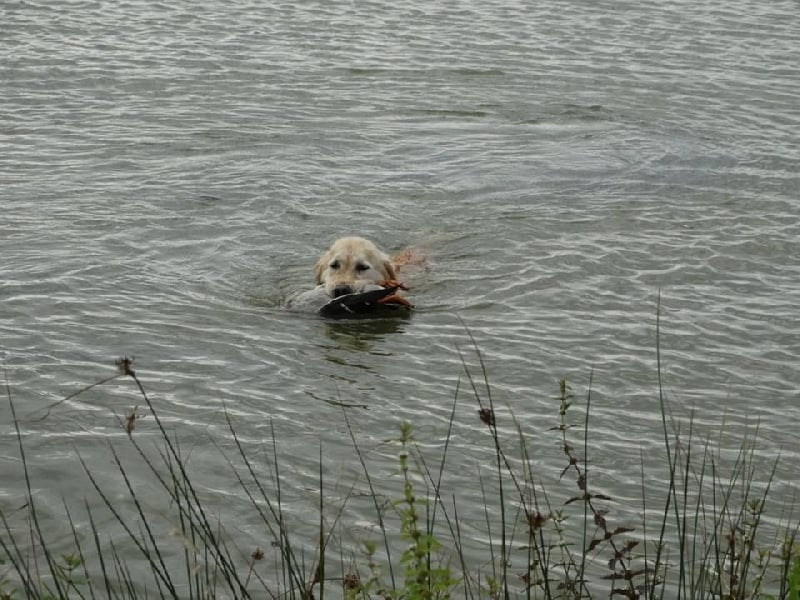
[2, 0, 799, 588]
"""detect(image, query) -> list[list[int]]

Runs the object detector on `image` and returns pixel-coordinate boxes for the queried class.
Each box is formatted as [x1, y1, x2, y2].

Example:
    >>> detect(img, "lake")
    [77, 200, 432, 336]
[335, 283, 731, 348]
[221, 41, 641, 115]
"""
[2, 0, 799, 596]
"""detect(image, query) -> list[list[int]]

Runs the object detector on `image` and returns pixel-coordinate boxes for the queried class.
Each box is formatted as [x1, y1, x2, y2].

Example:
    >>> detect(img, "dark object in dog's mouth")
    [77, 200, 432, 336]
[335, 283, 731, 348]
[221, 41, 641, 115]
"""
[318, 285, 413, 319]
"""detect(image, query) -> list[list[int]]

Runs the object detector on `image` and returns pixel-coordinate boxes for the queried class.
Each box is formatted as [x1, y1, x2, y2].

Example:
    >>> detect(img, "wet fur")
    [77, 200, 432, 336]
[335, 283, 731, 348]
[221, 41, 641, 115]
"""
[314, 236, 397, 297]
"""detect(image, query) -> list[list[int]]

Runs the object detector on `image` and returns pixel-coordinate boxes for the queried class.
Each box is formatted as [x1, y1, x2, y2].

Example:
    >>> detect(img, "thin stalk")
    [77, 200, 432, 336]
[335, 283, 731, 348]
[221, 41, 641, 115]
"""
[85, 501, 115, 600]
[76, 452, 174, 598]
[63, 500, 96, 600]
[106, 442, 177, 596]
[456, 317, 509, 600]
[318, 443, 325, 600]
[678, 416, 694, 600]
[451, 497, 474, 600]
[577, 371, 592, 597]
[430, 376, 460, 530]
[0, 508, 37, 599]
[268, 418, 292, 596]
[123, 364, 248, 597]
[5, 368, 65, 599]
[688, 437, 711, 600]
[341, 406, 396, 590]
[639, 450, 653, 600]
[221, 412, 305, 594]
[108, 539, 138, 599]
[655, 293, 686, 600]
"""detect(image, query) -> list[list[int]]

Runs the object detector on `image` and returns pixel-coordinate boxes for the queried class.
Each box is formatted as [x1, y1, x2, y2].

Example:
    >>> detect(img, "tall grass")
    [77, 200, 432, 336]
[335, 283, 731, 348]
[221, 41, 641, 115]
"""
[1, 334, 798, 599]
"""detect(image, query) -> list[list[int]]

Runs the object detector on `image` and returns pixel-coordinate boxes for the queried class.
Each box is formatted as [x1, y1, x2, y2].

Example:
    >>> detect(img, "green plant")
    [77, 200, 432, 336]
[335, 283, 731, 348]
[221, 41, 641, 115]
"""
[342, 420, 459, 600]
[0, 555, 17, 600]
[789, 552, 800, 600]
[392, 421, 458, 599]
[775, 536, 800, 600]
[2, 326, 798, 600]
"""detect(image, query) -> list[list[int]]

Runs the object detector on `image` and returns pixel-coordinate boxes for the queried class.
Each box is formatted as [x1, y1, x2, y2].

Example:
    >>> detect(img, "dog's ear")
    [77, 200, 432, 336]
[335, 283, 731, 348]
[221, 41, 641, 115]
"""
[314, 251, 330, 284]
[382, 259, 397, 282]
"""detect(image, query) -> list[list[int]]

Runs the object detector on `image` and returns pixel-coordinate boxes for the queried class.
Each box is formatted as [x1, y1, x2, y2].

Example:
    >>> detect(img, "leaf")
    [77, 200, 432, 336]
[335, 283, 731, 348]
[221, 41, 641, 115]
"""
[612, 527, 635, 537]
[588, 537, 605, 552]
[622, 540, 640, 554]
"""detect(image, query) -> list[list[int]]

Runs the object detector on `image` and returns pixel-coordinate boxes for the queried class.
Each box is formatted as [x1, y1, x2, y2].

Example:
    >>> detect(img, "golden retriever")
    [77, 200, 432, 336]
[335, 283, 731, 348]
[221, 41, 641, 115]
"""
[314, 236, 397, 297]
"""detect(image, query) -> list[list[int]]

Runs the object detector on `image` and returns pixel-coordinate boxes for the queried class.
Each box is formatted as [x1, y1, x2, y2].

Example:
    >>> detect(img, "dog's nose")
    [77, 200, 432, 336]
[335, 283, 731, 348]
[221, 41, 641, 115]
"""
[332, 284, 353, 297]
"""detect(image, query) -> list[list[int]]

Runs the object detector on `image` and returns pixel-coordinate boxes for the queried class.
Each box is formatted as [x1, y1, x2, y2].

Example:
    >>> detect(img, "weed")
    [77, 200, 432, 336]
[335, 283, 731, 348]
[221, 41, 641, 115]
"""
[392, 421, 458, 599]
[1, 327, 797, 600]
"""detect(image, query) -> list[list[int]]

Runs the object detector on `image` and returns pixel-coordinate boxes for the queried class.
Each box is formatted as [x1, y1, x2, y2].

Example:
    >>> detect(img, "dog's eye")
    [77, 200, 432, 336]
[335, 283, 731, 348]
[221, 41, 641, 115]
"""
[355, 263, 371, 272]
[329, 260, 340, 270]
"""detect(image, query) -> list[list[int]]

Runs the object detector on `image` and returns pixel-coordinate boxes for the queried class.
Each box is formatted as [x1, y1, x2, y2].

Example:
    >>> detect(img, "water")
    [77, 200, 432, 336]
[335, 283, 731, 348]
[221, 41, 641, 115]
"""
[2, 0, 799, 595]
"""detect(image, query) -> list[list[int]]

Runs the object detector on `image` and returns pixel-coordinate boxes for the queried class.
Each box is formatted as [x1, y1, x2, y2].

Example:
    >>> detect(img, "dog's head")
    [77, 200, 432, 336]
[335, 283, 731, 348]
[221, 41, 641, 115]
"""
[314, 236, 396, 297]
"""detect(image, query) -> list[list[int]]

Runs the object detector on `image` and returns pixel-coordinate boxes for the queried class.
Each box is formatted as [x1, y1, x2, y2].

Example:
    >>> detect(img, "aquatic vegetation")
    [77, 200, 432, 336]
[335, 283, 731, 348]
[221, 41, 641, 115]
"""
[1, 331, 797, 599]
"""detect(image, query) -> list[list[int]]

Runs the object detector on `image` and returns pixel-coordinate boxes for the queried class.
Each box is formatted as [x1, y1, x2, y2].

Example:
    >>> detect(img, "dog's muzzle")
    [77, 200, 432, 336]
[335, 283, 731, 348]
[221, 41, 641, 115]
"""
[332, 284, 354, 297]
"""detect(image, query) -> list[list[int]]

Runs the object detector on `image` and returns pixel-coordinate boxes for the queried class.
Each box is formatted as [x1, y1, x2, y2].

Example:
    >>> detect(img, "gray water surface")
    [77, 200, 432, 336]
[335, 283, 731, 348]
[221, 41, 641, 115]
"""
[2, 0, 799, 595]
